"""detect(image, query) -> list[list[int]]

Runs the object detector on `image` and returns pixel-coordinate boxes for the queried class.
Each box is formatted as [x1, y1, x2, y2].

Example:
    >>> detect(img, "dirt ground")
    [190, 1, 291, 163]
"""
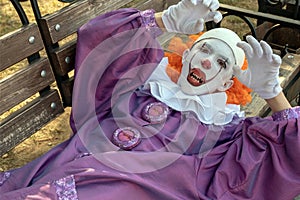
[0, 0, 255, 171]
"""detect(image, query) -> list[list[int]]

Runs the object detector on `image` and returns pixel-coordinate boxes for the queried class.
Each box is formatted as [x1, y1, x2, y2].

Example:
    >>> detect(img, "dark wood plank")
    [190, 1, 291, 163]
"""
[52, 41, 76, 76]
[0, 23, 43, 71]
[61, 78, 74, 107]
[48, 0, 166, 77]
[40, 0, 167, 46]
[0, 90, 64, 156]
[218, 3, 300, 29]
[280, 54, 300, 102]
[125, 0, 166, 12]
[0, 57, 55, 115]
[39, 0, 135, 44]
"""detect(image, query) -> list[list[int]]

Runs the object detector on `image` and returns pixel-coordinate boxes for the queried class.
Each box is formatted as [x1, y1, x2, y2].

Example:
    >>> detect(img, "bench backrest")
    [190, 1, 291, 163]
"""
[0, 23, 64, 156]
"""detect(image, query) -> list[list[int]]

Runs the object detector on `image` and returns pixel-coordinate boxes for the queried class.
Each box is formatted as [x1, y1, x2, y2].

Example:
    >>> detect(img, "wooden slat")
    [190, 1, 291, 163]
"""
[126, 0, 166, 12]
[39, 0, 135, 44]
[52, 41, 76, 76]
[0, 90, 64, 156]
[0, 23, 43, 71]
[0, 57, 55, 115]
[285, 74, 300, 103]
[280, 54, 300, 101]
[61, 78, 74, 107]
[219, 3, 300, 29]
[39, 0, 89, 44]
[280, 54, 300, 88]
[48, 0, 166, 77]
[165, 0, 180, 7]
[241, 53, 300, 117]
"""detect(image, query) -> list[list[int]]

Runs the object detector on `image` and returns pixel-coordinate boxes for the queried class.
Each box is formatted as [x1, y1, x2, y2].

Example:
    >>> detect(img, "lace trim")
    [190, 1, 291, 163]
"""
[54, 175, 78, 200]
[272, 106, 300, 121]
[140, 9, 163, 37]
[0, 172, 10, 186]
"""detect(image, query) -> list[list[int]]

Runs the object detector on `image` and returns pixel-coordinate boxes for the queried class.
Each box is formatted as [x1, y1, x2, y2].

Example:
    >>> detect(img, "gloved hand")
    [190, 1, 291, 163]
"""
[162, 0, 222, 34]
[233, 35, 282, 99]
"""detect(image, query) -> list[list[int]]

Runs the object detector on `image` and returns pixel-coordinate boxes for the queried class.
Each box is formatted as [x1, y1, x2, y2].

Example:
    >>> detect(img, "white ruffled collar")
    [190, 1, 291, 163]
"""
[144, 57, 243, 125]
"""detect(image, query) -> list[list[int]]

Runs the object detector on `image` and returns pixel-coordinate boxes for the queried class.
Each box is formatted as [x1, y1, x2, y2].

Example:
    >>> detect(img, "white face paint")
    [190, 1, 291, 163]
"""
[177, 38, 236, 96]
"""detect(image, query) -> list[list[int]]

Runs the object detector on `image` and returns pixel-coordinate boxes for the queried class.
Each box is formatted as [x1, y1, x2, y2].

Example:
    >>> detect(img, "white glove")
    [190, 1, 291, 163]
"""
[233, 35, 282, 99]
[162, 0, 222, 34]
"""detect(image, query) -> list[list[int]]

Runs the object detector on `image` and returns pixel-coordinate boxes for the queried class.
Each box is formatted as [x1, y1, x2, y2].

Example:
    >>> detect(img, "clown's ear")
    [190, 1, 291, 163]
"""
[182, 49, 191, 63]
[217, 79, 234, 92]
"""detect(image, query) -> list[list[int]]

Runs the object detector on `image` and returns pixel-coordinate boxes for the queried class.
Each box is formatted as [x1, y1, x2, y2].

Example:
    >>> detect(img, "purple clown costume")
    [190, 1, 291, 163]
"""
[0, 8, 300, 200]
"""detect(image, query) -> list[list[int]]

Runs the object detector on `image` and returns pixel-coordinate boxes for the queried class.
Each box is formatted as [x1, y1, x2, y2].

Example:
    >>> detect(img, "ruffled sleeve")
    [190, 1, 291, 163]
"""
[272, 106, 300, 121]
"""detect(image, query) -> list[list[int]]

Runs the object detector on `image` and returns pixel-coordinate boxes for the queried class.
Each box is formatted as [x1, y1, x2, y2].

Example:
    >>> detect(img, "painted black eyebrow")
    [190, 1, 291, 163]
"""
[194, 42, 211, 51]
[191, 38, 237, 65]
[202, 42, 212, 51]
[205, 42, 232, 66]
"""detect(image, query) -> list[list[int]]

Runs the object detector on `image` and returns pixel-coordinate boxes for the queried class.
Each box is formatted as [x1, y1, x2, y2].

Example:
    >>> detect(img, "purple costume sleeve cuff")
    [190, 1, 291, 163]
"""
[272, 106, 300, 121]
[139, 9, 163, 37]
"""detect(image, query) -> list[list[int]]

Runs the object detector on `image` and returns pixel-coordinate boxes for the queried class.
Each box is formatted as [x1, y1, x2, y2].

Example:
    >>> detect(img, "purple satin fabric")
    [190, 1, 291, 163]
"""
[0, 8, 299, 200]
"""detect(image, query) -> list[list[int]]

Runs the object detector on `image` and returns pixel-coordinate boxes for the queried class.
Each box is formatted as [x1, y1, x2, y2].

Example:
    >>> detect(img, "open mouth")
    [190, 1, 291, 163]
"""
[187, 68, 206, 86]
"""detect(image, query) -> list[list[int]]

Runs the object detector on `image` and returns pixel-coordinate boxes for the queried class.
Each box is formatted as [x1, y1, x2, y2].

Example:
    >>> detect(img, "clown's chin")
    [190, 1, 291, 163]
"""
[177, 74, 212, 96]
[178, 76, 201, 95]
[187, 68, 206, 87]
[177, 65, 210, 95]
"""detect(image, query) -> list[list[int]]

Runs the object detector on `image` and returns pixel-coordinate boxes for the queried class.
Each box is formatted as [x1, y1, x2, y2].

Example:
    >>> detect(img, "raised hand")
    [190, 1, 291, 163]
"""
[233, 35, 282, 99]
[162, 0, 222, 34]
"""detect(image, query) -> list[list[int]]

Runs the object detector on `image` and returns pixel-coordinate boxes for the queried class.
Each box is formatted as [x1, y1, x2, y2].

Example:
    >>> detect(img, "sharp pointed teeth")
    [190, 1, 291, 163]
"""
[190, 72, 203, 84]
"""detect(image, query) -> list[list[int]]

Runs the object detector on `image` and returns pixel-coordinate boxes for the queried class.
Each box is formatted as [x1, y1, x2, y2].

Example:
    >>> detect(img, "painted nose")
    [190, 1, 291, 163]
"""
[201, 59, 211, 69]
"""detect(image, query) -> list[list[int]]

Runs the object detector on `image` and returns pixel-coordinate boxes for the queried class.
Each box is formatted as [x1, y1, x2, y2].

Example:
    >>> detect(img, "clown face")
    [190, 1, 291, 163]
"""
[177, 38, 236, 96]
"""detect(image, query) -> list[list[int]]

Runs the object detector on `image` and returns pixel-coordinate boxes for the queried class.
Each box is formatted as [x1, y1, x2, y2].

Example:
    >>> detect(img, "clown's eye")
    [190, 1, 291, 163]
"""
[199, 43, 210, 54]
[217, 58, 227, 69]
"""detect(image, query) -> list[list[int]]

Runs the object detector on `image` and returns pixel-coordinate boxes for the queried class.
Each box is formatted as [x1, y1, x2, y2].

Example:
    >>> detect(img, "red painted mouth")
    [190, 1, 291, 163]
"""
[187, 68, 206, 86]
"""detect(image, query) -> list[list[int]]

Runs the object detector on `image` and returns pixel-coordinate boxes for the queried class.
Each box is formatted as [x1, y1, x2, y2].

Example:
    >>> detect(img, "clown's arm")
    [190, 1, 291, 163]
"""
[154, 12, 165, 29]
[233, 35, 292, 113]
[265, 92, 291, 113]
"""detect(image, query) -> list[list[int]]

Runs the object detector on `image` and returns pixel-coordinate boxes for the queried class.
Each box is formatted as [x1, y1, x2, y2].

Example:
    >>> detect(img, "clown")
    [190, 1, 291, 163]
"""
[145, 28, 249, 125]
[1, 0, 299, 199]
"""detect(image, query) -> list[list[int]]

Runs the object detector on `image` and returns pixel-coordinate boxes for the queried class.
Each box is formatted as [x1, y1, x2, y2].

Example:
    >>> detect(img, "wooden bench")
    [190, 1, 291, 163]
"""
[0, 0, 299, 158]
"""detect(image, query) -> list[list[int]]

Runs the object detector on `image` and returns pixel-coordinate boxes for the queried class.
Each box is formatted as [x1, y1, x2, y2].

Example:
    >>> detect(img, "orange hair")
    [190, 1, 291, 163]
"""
[164, 33, 252, 106]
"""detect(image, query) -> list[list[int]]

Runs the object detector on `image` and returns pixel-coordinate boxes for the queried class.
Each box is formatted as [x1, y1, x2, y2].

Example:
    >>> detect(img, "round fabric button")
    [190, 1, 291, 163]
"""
[112, 127, 141, 150]
[142, 102, 169, 124]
